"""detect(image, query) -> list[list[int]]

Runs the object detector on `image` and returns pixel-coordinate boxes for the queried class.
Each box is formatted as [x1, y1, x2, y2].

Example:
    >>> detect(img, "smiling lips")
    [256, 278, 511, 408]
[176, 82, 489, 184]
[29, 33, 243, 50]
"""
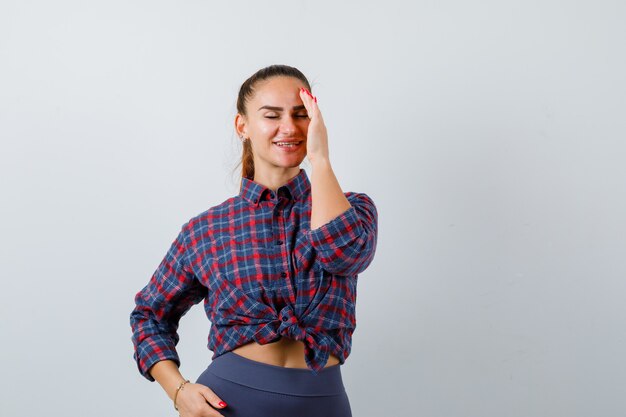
[273, 140, 303, 151]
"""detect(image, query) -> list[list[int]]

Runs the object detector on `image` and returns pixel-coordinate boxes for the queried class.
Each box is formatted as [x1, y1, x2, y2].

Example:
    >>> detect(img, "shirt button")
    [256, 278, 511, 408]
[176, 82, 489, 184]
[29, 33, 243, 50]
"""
[280, 272, 287, 277]
[276, 240, 283, 245]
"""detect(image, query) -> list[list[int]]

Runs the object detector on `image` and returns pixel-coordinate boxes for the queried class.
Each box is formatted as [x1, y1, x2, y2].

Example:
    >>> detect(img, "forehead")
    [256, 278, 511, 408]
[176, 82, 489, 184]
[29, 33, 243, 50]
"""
[251, 76, 307, 104]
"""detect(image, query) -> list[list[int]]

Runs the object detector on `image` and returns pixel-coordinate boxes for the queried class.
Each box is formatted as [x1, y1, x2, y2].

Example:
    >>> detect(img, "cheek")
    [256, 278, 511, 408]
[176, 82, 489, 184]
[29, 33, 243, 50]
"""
[257, 123, 276, 136]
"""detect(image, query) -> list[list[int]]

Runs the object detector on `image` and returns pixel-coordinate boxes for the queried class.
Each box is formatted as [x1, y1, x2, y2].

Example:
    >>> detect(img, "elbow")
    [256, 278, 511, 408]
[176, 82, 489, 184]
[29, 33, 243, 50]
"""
[309, 191, 379, 276]
[316, 227, 378, 276]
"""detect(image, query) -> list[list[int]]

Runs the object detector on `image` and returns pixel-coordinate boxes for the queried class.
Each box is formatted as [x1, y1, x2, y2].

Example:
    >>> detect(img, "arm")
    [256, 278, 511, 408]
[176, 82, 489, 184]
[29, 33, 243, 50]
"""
[300, 87, 378, 276]
[129, 222, 206, 381]
[310, 157, 351, 230]
[130, 223, 228, 416]
[308, 158, 379, 276]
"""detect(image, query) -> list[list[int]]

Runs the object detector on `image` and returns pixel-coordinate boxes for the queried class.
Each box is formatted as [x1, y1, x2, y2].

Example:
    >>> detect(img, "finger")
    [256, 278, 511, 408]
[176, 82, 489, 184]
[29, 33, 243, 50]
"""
[307, 93, 322, 120]
[199, 386, 228, 411]
[300, 87, 316, 104]
[299, 90, 314, 118]
[205, 408, 225, 417]
[299, 88, 320, 118]
[299, 88, 311, 105]
[303, 88, 317, 105]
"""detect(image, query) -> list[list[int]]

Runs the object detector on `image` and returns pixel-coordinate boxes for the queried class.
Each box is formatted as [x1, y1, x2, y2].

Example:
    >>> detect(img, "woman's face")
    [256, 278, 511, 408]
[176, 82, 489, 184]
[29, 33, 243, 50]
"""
[237, 76, 310, 175]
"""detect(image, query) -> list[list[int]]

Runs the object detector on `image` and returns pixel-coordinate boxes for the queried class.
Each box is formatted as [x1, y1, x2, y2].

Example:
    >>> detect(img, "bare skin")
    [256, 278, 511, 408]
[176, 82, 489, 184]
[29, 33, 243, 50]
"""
[149, 78, 348, 417]
[231, 338, 340, 368]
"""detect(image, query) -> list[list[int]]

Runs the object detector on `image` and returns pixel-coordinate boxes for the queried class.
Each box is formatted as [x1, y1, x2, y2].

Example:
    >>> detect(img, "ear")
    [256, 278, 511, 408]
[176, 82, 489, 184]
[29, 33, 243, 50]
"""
[234, 113, 247, 138]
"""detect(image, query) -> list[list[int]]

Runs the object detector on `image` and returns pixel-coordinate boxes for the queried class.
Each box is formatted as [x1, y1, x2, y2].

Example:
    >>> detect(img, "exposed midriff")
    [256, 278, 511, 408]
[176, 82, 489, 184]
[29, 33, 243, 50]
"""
[231, 337, 340, 368]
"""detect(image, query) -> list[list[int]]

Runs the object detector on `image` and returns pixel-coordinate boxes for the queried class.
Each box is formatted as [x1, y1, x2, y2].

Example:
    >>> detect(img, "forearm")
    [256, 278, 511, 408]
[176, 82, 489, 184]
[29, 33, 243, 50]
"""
[310, 157, 351, 230]
[149, 360, 187, 401]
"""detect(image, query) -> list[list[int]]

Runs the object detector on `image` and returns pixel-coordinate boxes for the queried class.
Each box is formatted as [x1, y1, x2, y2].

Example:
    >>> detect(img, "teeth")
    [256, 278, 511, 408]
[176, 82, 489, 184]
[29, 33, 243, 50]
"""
[275, 142, 300, 147]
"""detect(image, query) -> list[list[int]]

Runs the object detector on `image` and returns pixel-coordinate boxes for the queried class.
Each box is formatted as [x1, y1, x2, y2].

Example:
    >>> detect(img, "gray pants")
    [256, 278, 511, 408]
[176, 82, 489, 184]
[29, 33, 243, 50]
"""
[195, 351, 352, 417]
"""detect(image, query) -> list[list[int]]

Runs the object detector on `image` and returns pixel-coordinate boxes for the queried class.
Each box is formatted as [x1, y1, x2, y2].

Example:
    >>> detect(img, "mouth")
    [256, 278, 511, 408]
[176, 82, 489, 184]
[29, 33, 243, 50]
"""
[272, 140, 303, 150]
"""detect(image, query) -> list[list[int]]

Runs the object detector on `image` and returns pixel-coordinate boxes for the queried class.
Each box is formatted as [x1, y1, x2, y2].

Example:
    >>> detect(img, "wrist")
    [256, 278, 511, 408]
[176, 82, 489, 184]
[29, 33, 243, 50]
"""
[148, 360, 187, 401]
[173, 379, 191, 411]
[310, 155, 331, 169]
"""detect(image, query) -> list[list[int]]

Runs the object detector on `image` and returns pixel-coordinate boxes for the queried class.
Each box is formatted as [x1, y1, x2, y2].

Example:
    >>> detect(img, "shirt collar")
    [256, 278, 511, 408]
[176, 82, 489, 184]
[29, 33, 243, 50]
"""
[239, 168, 310, 206]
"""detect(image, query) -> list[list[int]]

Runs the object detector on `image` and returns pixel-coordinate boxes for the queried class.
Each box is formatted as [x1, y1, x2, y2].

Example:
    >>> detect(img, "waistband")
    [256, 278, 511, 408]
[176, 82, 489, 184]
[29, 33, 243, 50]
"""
[204, 351, 346, 396]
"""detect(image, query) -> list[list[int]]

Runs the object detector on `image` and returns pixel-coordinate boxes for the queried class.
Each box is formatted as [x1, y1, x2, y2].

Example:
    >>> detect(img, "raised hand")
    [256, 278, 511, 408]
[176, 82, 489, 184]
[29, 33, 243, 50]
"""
[299, 87, 329, 164]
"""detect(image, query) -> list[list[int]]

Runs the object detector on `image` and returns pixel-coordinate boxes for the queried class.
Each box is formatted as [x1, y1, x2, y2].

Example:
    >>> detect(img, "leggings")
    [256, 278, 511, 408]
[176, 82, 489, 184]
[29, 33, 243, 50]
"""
[195, 351, 352, 417]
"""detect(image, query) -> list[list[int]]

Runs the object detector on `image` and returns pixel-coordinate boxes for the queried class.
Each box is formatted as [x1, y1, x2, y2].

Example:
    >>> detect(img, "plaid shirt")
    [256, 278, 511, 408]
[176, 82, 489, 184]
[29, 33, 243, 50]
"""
[130, 168, 378, 380]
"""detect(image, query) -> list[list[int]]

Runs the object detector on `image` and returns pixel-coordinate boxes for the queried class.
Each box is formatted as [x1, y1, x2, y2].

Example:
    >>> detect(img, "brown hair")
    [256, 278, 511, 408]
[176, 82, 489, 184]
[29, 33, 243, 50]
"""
[234, 64, 312, 182]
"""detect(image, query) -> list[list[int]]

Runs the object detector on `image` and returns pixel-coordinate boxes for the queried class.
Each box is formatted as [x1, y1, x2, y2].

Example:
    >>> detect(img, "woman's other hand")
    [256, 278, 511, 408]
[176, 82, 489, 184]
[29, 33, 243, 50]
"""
[176, 382, 228, 417]
[299, 87, 329, 164]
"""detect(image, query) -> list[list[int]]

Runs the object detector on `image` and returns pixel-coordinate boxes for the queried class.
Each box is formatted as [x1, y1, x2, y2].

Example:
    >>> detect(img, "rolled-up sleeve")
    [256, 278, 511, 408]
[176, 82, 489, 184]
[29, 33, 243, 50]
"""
[129, 221, 207, 381]
[307, 192, 378, 276]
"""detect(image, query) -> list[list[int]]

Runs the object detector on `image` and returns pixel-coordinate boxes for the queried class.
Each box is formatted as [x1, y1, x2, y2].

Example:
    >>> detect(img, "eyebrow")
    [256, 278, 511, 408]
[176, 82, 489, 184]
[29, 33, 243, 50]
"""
[257, 105, 307, 112]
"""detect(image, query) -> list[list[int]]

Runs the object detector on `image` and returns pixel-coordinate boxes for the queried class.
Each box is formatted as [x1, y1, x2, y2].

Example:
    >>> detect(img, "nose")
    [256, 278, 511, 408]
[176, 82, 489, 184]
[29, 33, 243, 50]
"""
[280, 116, 298, 134]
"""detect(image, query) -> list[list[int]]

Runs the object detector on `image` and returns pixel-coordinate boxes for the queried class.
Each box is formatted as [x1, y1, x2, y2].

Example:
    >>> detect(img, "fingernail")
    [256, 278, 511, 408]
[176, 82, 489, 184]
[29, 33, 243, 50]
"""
[314, 96, 317, 103]
[218, 401, 227, 407]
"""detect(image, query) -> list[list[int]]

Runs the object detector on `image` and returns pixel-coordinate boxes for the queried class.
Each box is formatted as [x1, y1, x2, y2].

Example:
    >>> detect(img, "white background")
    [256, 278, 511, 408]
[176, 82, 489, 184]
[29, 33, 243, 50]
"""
[1, 1, 625, 416]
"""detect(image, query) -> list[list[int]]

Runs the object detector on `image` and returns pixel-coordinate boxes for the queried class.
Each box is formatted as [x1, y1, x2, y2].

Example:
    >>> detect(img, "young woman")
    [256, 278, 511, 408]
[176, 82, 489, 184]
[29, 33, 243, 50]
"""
[130, 64, 378, 417]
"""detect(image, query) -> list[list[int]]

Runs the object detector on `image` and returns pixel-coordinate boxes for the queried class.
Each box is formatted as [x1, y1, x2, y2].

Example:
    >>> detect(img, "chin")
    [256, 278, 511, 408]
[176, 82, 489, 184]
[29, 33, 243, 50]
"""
[278, 155, 306, 167]
[281, 161, 304, 169]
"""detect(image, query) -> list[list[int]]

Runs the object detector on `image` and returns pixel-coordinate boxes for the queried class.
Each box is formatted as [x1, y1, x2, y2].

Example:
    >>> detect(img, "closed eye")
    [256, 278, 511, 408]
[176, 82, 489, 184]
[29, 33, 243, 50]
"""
[265, 115, 308, 119]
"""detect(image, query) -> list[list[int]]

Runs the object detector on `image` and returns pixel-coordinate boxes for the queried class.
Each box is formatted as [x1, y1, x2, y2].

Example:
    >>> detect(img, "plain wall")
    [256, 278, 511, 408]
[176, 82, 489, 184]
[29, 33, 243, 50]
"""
[1, 1, 625, 416]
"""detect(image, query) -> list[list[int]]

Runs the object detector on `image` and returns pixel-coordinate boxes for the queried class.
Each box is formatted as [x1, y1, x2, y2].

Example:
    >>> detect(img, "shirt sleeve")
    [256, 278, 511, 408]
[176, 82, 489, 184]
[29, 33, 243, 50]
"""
[307, 192, 378, 276]
[129, 221, 207, 381]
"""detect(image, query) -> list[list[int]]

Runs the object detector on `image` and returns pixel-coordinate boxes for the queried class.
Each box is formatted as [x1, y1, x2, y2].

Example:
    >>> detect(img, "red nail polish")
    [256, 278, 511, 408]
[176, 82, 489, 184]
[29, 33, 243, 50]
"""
[218, 401, 227, 407]
[314, 96, 317, 103]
